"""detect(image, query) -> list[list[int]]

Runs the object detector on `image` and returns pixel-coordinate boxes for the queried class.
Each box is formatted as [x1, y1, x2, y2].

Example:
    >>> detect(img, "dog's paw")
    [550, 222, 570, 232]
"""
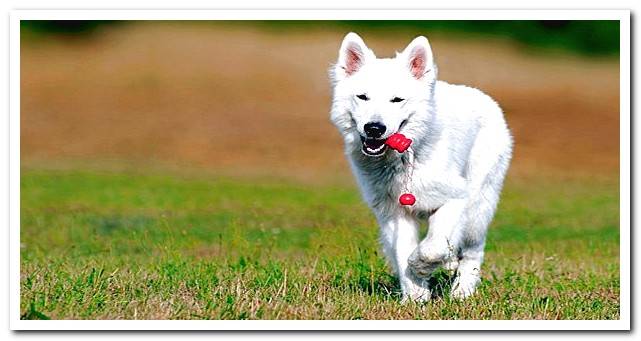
[407, 249, 448, 278]
[401, 287, 432, 304]
[407, 239, 453, 278]
[442, 257, 460, 273]
[408, 252, 442, 278]
[450, 274, 480, 300]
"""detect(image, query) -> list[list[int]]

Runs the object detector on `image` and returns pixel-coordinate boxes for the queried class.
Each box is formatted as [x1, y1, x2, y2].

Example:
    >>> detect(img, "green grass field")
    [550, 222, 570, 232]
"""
[20, 168, 620, 320]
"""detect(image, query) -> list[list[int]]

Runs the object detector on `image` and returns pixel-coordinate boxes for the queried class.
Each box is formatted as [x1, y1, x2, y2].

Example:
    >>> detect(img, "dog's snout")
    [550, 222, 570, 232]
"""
[364, 122, 386, 139]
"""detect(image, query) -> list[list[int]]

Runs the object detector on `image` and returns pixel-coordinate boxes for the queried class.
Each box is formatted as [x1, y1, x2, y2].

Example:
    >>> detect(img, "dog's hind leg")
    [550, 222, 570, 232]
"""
[450, 187, 497, 299]
[451, 156, 510, 299]
[450, 243, 484, 299]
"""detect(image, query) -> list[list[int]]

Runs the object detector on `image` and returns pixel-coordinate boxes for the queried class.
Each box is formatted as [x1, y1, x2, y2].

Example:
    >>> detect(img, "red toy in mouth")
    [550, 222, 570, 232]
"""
[361, 133, 412, 156]
[385, 133, 412, 153]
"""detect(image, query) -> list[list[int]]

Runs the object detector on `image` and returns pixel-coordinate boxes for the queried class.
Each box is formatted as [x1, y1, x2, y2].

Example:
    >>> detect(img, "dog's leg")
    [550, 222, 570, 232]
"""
[379, 213, 431, 302]
[450, 195, 491, 300]
[451, 159, 509, 299]
[408, 198, 466, 279]
[450, 244, 484, 299]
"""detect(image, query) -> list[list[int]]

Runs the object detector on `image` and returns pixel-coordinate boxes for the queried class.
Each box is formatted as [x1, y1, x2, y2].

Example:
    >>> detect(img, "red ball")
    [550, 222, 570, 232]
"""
[385, 133, 412, 153]
[399, 193, 416, 206]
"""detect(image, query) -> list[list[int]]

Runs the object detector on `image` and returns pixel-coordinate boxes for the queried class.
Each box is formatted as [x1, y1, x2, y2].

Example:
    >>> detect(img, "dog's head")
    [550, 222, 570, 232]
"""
[329, 33, 437, 157]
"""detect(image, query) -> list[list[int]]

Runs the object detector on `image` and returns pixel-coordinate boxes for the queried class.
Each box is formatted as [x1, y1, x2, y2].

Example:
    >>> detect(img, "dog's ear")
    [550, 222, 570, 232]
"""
[334, 32, 374, 80]
[400, 36, 434, 80]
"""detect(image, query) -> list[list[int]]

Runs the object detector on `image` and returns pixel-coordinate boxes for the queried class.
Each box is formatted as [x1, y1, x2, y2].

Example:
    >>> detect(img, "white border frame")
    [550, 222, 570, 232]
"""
[9, 9, 631, 331]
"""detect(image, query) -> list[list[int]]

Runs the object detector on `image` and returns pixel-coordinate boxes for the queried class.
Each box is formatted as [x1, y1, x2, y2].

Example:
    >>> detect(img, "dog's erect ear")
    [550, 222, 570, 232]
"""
[400, 36, 434, 80]
[336, 32, 373, 79]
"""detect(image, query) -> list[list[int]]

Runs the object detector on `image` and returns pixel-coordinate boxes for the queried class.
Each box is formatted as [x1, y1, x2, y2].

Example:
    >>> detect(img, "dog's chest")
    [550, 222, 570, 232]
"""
[353, 157, 411, 210]
[353, 154, 460, 216]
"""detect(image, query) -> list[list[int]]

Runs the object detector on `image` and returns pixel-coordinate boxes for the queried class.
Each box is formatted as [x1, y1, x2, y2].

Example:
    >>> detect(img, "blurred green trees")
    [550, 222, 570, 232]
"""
[21, 20, 619, 56]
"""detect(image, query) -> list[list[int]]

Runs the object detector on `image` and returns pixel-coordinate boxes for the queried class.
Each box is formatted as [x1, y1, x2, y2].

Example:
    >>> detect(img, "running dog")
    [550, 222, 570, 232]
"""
[329, 33, 513, 301]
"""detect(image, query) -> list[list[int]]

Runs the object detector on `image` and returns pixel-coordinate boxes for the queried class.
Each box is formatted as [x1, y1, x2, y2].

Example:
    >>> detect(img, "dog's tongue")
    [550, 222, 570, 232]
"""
[386, 133, 412, 153]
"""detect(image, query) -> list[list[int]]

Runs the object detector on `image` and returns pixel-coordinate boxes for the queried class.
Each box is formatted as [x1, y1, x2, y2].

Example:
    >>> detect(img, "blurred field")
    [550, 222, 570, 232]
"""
[21, 21, 620, 179]
[19, 21, 621, 320]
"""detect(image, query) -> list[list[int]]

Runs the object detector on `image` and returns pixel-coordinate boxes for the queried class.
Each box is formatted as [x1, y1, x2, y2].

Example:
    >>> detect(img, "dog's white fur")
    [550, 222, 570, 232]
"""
[329, 33, 512, 301]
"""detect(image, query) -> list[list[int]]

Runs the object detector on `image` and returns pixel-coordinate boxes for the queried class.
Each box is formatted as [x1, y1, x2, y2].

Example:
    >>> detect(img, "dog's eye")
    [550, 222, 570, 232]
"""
[390, 97, 405, 103]
[356, 94, 369, 101]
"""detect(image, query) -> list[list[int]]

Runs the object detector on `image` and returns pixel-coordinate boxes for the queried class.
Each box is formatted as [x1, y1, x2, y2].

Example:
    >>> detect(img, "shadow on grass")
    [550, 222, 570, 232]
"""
[330, 248, 458, 302]
[427, 268, 456, 300]
[348, 265, 458, 302]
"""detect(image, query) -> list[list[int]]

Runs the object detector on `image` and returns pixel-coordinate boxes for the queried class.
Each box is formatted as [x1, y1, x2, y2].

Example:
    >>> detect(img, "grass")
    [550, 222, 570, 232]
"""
[20, 168, 620, 320]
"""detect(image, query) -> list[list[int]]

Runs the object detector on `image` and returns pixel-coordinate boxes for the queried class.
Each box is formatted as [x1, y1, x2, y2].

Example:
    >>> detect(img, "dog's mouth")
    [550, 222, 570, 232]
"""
[361, 136, 388, 156]
[359, 119, 409, 157]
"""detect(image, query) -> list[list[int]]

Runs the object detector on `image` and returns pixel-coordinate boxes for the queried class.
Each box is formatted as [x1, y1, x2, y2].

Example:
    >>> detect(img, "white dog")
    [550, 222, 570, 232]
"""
[329, 33, 512, 301]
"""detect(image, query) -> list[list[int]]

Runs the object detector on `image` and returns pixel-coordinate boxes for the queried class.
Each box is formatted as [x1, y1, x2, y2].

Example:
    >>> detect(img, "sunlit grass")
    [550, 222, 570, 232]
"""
[20, 168, 619, 319]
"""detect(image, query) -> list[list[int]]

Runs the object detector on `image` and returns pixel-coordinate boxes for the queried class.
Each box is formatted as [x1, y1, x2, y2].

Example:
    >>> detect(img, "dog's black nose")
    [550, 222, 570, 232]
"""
[364, 122, 386, 139]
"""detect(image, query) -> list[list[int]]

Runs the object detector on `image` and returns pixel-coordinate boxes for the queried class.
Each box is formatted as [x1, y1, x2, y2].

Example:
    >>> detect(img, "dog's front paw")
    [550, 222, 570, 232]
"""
[401, 286, 432, 304]
[407, 239, 453, 278]
[408, 249, 445, 279]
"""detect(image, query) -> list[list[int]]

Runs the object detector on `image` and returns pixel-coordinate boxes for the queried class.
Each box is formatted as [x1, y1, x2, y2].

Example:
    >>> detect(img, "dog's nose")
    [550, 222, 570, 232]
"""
[364, 122, 386, 139]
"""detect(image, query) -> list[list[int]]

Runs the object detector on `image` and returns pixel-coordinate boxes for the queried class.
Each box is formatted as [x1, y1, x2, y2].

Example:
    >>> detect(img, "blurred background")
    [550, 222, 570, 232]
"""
[21, 20, 620, 182]
[19, 20, 622, 320]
